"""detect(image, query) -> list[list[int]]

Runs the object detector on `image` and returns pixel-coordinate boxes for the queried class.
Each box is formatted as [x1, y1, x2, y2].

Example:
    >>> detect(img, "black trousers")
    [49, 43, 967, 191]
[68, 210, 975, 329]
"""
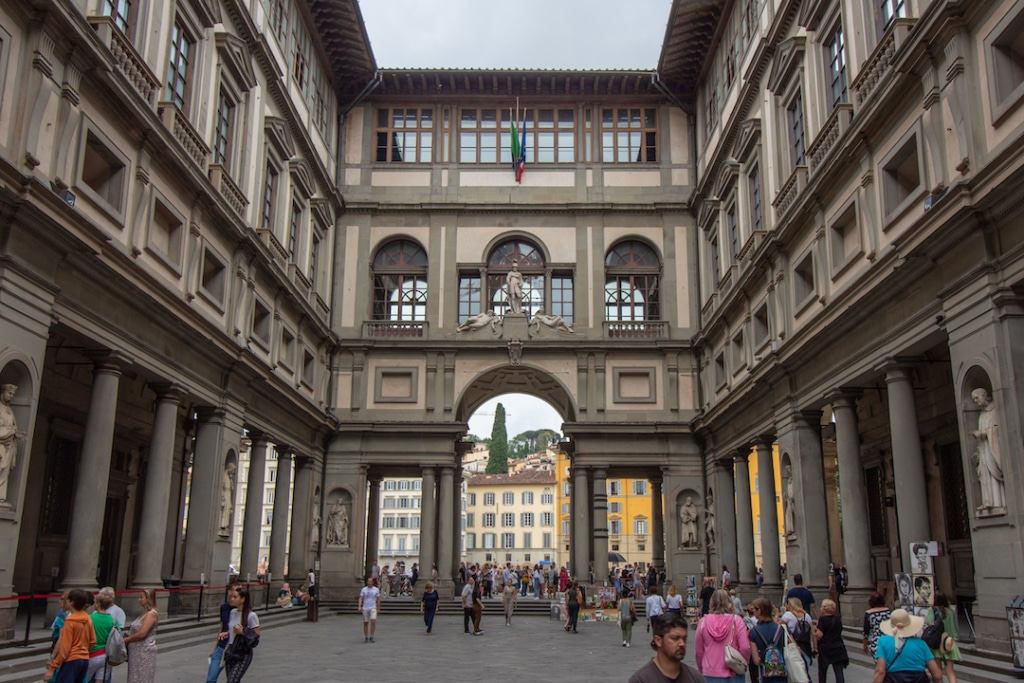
[464, 607, 473, 633]
[818, 659, 846, 683]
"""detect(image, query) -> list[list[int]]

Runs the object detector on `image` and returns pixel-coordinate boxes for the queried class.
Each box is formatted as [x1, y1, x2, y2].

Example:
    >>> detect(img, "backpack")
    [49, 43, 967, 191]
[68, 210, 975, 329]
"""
[105, 625, 128, 666]
[922, 608, 945, 649]
[755, 625, 787, 679]
[792, 616, 812, 645]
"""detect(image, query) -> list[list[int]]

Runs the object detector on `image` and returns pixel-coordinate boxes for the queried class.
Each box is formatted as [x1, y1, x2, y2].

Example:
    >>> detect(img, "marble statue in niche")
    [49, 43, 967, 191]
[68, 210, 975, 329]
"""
[680, 496, 699, 548]
[971, 388, 1006, 515]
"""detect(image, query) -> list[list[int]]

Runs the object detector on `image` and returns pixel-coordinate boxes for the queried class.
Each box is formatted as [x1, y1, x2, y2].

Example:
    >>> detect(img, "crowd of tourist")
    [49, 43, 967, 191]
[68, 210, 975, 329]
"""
[45, 586, 158, 683]
[626, 571, 960, 683]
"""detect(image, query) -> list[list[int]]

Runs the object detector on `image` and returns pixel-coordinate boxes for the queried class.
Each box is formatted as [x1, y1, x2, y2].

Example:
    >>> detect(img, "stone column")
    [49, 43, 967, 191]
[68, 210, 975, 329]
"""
[437, 467, 454, 586]
[754, 439, 781, 586]
[733, 450, 757, 586]
[268, 448, 292, 581]
[451, 468, 462, 581]
[777, 411, 832, 590]
[64, 353, 125, 589]
[240, 435, 270, 578]
[651, 474, 665, 572]
[592, 468, 609, 583]
[287, 456, 313, 582]
[572, 466, 589, 578]
[418, 467, 437, 579]
[830, 392, 873, 588]
[884, 365, 930, 570]
[715, 459, 738, 582]
[132, 384, 184, 587]
[364, 476, 381, 578]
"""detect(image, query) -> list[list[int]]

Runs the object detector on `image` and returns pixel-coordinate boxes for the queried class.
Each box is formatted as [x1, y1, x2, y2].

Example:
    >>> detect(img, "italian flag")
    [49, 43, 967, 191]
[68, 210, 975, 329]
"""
[510, 106, 526, 183]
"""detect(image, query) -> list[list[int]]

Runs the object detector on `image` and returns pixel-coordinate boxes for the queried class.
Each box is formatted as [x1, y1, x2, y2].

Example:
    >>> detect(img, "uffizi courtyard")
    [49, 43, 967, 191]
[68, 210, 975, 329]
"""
[0, 0, 1023, 681]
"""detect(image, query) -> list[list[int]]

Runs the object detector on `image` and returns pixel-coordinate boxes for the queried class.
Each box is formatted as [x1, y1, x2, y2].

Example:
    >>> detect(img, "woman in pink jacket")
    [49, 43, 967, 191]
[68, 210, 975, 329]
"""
[695, 589, 752, 683]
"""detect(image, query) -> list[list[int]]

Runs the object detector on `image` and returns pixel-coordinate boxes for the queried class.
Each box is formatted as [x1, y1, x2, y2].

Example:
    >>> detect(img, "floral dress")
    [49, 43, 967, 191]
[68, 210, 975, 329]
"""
[863, 608, 891, 659]
[127, 611, 157, 683]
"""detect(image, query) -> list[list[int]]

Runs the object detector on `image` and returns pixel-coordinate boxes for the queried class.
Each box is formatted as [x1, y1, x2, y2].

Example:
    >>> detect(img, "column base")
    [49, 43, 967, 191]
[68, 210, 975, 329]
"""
[837, 586, 874, 627]
[757, 583, 785, 606]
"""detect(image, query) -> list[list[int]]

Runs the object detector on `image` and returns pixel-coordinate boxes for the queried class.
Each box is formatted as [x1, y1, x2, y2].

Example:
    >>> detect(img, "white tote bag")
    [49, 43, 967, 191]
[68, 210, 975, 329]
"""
[724, 616, 749, 674]
[784, 628, 810, 683]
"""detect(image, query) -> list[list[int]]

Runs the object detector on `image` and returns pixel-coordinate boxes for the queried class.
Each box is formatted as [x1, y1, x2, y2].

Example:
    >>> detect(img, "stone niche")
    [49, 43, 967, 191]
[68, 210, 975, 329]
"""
[374, 367, 418, 403]
[612, 367, 657, 404]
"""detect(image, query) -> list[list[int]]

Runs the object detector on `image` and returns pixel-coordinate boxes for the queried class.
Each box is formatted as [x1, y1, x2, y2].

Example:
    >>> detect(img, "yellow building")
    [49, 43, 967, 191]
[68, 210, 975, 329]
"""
[554, 450, 653, 570]
[464, 471, 556, 566]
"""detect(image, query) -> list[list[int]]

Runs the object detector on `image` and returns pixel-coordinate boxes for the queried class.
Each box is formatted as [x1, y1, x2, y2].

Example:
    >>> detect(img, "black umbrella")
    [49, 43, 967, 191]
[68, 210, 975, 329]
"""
[608, 552, 627, 563]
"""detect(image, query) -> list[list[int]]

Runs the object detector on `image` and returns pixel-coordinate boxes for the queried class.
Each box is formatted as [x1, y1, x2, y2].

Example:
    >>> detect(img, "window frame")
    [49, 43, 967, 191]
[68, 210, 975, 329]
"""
[76, 120, 130, 224]
[376, 107, 435, 163]
[600, 107, 658, 164]
[372, 238, 429, 322]
[459, 106, 576, 165]
[823, 20, 848, 112]
[165, 15, 197, 114]
[604, 240, 662, 322]
[786, 89, 807, 169]
[213, 87, 237, 170]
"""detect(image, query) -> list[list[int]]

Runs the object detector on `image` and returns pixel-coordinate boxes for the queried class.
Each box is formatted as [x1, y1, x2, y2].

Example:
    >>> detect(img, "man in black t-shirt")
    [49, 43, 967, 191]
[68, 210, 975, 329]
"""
[628, 613, 705, 683]
[698, 577, 715, 616]
[785, 573, 817, 617]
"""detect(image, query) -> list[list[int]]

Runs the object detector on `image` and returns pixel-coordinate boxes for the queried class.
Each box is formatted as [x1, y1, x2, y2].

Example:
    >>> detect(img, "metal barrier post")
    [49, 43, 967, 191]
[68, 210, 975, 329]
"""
[197, 584, 204, 622]
[22, 595, 32, 647]
[265, 581, 270, 610]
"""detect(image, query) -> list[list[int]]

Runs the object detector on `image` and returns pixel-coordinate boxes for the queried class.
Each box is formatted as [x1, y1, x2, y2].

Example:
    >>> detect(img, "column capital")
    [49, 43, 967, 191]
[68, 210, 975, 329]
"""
[87, 349, 131, 374]
[438, 466, 454, 478]
[880, 357, 922, 381]
[826, 389, 862, 410]
[713, 457, 734, 472]
[592, 467, 607, 479]
[368, 475, 383, 485]
[753, 435, 776, 449]
[247, 430, 270, 447]
[732, 449, 750, 464]
[150, 382, 187, 403]
[275, 446, 293, 459]
[194, 406, 226, 424]
[421, 465, 437, 479]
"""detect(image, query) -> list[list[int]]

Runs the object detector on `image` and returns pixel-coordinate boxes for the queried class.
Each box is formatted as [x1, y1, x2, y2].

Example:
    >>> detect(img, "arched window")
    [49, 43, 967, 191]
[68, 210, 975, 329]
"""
[604, 240, 660, 322]
[486, 239, 545, 316]
[372, 239, 428, 321]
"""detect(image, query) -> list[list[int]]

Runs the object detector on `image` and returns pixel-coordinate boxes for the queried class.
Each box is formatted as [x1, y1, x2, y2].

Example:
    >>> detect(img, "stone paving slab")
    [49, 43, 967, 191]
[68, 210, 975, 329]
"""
[105, 613, 876, 683]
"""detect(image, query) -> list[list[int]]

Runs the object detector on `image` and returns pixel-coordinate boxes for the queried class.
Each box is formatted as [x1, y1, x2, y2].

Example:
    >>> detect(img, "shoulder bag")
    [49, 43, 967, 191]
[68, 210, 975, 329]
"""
[883, 638, 930, 683]
[724, 616, 749, 674]
[784, 627, 810, 683]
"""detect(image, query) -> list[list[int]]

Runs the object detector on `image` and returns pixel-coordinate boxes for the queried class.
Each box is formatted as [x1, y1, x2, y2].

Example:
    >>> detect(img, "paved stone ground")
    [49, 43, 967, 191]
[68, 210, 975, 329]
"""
[109, 613, 877, 683]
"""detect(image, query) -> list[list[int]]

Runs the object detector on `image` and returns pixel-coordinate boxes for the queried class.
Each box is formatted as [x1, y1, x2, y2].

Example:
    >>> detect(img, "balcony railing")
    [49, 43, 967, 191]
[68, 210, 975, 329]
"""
[772, 165, 808, 218]
[363, 320, 428, 338]
[208, 164, 248, 219]
[807, 104, 853, 173]
[604, 320, 669, 339]
[89, 17, 160, 107]
[850, 18, 916, 108]
[158, 103, 209, 169]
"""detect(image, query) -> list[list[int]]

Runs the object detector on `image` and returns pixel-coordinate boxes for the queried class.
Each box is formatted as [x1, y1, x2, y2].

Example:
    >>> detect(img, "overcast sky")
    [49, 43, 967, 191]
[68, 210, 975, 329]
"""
[467, 393, 564, 440]
[359, 0, 673, 70]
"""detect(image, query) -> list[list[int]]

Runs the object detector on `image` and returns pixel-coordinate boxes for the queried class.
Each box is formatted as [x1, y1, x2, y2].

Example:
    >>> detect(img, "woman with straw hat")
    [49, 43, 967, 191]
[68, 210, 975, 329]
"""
[871, 609, 942, 683]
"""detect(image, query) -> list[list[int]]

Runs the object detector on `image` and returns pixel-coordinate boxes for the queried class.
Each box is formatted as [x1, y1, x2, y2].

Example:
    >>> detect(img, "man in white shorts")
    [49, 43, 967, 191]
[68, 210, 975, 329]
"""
[358, 577, 381, 643]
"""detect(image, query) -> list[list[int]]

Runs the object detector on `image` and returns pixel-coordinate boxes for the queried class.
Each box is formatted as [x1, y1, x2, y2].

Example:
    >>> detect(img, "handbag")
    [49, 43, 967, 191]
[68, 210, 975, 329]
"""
[724, 616, 749, 674]
[784, 629, 810, 683]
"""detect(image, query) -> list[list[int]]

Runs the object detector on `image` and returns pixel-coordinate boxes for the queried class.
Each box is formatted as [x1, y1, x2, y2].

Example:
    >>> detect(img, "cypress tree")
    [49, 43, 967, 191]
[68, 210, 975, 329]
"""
[486, 402, 509, 474]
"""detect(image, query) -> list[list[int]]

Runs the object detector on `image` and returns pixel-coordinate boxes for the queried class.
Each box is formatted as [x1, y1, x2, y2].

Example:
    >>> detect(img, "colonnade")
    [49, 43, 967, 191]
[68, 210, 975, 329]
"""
[707, 362, 933, 598]
[54, 351, 318, 594]
[362, 466, 461, 589]
[568, 466, 666, 583]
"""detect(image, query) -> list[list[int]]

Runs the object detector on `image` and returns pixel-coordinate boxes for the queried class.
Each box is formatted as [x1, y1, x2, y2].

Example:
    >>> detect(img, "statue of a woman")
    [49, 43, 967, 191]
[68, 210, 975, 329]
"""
[704, 492, 716, 547]
[218, 462, 236, 535]
[971, 388, 1006, 514]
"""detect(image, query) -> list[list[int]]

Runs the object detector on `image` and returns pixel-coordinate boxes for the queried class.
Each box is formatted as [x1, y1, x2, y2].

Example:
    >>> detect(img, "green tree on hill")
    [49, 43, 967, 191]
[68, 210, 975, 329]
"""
[486, 403, 509, 473]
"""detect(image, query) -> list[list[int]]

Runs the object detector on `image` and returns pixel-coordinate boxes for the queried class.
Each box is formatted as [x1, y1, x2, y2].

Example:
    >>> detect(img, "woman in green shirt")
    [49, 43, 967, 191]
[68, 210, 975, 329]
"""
[925, 593, 960, 683]
[87, 591, 120, 682]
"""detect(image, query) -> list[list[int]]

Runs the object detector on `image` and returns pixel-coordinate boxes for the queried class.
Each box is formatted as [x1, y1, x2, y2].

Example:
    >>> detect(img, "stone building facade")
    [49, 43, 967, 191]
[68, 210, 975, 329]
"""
[666, 0, 1024, 650]
[0, 0, 1021, 656]
[463, 471, 556, 567]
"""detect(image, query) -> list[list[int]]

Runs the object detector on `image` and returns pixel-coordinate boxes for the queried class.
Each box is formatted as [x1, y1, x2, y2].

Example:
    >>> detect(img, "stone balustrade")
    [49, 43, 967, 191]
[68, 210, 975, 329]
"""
[89, 17, 160, 107]
[604, 320, 669, 339]
[850, 18, 916, 108]
[772, 165, 808, 218]
[363, 320, 428, 338]
[807, 104, 853, 173]
[158, 103, 209, 169]
[208, 164, 249, 219]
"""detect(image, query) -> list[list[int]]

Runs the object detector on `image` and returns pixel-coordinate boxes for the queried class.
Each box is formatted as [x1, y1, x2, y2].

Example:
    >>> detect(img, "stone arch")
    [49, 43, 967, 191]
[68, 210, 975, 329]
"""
[481, 231, 551, 266]
[454, 363, 577, 423]
[604, 235, 664, 266]
[369, 233, 429, 261]
[0, 355, 38, 510]
[676, 488, 701, 549]
[325, 486, 352, 547]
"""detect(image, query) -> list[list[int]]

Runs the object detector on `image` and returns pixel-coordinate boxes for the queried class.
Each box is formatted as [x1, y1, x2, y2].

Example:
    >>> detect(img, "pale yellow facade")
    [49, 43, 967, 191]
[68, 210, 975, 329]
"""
[464, 472, 557, 566]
